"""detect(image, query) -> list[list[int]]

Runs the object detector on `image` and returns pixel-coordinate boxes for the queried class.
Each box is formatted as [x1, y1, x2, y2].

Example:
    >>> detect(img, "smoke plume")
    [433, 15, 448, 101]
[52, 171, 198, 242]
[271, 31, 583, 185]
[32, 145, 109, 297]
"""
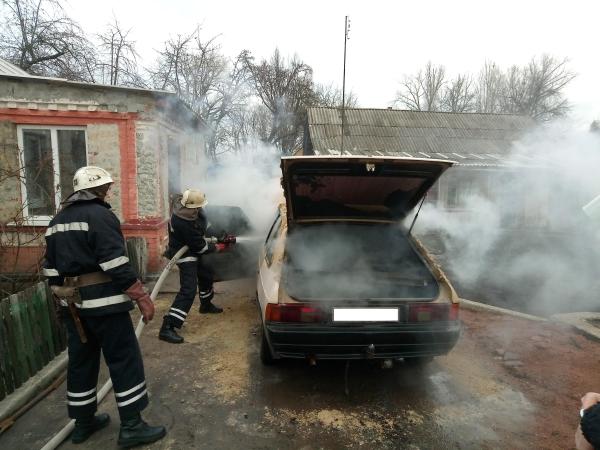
[414, 121, 600, 316]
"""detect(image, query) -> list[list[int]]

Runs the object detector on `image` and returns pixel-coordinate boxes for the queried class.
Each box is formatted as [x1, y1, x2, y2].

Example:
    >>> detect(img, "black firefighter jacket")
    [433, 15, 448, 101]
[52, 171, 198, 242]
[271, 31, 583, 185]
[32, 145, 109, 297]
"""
[43, 191, 138, 316]
[166, 202, 218, 263]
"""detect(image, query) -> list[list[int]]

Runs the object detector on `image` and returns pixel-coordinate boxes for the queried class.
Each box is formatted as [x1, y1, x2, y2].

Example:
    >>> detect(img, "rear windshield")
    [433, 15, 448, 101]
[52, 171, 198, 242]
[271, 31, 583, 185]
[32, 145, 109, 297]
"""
[290, 174, 429, 219]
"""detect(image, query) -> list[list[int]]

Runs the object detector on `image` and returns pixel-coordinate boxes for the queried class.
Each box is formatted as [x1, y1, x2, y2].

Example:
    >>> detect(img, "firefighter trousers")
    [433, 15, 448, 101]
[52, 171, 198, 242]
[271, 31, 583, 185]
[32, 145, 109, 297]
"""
[166, 259, 214, 328]
[64, 310, 149, 420]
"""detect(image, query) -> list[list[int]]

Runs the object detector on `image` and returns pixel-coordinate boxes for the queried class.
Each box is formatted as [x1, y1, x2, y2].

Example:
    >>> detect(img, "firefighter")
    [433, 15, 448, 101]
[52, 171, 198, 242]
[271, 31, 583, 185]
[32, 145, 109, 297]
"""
[159, 189, 235, 344]
[43, 166, 166, 447]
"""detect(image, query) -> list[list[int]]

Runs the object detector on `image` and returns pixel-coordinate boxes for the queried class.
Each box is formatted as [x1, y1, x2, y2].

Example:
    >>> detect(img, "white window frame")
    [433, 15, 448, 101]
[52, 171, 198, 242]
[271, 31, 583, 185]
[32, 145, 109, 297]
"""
[17, 125, 88, 225]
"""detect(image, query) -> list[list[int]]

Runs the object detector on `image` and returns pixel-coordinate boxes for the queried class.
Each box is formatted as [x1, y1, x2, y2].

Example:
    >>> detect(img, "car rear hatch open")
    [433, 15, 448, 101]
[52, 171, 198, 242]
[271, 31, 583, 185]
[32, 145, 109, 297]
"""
[280, 156, 454, 304]
[281, 156, 454, 225]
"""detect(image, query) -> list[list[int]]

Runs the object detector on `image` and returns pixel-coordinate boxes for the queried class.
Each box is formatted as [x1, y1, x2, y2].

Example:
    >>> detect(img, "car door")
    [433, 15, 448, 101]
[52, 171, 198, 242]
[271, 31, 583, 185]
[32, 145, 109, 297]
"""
[257, 212, 284, 316]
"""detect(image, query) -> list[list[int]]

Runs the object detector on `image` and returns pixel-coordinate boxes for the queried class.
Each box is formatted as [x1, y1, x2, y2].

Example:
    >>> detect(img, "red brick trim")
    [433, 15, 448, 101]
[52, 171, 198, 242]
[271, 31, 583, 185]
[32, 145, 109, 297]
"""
[0, 108, 135, 122]
[119, 118, 138, 221]
[0, 108, 139, 220]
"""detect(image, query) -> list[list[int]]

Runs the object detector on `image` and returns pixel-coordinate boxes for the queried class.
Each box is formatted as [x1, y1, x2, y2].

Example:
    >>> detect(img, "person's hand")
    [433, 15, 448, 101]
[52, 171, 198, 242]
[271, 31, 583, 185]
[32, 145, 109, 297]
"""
[124, 280, 155, 323]
[581, 393, 600, 410]
[135, 294, 155, 323]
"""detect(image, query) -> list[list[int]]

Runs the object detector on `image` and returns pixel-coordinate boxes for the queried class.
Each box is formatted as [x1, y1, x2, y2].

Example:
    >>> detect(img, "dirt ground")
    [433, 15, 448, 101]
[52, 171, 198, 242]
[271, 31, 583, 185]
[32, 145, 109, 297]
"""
[1, 277, 599, 449]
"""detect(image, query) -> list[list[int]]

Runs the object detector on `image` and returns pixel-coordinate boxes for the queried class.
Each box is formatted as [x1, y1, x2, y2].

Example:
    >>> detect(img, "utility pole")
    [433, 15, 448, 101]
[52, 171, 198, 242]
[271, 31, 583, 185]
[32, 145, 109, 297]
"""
[341, 15, 350, 155]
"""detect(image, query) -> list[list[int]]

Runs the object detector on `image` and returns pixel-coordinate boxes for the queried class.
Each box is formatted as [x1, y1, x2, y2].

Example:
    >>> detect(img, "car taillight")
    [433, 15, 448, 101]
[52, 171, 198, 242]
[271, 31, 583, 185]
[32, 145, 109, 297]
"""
[408, 302, 460, 322]
[265, 303, 325, 323]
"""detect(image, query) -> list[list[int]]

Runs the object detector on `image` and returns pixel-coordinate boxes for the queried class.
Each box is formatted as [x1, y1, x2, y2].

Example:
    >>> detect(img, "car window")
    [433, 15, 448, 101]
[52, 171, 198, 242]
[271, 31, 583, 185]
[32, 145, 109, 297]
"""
[265, 215, 282, 266]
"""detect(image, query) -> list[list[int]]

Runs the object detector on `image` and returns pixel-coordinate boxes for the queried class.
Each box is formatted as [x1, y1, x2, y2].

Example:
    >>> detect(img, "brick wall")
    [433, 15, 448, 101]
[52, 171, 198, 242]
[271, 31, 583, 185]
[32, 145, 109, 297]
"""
[135, 121, 161, 218]
[87, 123, 123, 219]
[0, 246, 44, 274]
[0, 121, 21, 223]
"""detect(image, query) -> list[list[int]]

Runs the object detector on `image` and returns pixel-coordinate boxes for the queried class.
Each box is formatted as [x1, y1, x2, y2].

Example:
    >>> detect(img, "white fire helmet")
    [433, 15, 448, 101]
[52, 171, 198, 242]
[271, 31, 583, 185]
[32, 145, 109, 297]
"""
[181, 189, 208, 209]
[73, 166, 114, 192]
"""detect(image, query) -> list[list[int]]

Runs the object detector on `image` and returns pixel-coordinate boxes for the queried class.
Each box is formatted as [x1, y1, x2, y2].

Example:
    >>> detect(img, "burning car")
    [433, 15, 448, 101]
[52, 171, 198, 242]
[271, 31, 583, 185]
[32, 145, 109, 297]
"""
[256, 156, 461, 365]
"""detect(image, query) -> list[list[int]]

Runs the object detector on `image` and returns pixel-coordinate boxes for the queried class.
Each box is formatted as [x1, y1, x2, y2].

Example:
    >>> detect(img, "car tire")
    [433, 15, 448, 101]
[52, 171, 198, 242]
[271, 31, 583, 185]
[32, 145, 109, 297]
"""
[260, 328, 276, 366]
[404, 356, 433, 366]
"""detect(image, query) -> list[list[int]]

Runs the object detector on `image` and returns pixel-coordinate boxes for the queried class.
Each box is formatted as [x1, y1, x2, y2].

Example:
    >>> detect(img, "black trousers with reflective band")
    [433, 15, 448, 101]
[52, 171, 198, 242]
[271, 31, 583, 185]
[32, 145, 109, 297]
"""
[168, 259, 214, 327]
[64, 310, 149, 420]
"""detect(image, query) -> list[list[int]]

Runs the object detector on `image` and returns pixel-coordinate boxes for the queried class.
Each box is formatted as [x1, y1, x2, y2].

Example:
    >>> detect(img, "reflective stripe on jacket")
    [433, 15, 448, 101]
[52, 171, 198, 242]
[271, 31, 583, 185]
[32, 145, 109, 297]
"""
[42, 196, 138, 316]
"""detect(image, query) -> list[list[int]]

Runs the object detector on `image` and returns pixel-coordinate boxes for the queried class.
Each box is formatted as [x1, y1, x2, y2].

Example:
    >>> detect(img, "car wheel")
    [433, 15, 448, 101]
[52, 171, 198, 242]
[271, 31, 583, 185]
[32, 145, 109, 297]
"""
[260, 328, 276, 365]
[404, 356, 433, 366]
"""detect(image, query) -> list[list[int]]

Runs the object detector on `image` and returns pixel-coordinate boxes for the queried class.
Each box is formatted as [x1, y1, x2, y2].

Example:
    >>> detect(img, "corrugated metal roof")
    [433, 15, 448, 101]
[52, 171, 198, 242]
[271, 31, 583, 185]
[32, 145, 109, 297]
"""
[307, 107, 535, 166]
[0, 58, 30, 77]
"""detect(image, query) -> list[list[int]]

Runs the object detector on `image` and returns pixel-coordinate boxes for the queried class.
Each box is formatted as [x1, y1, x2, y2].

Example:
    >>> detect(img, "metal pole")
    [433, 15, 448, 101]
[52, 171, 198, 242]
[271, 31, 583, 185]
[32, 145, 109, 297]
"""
[341, 15, 349, 155]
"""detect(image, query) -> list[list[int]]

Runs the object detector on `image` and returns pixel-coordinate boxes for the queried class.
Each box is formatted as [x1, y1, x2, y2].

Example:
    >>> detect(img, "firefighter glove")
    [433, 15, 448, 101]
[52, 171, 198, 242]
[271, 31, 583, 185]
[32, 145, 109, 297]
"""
[125, 280, 155, 323]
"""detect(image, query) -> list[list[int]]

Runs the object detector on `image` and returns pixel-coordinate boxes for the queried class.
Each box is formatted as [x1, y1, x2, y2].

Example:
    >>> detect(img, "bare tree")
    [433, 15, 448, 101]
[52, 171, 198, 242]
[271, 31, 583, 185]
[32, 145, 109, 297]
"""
[313, 83, 358, 108]
[222, 103, 272, 154]
[96, 18, 144, 87]
[476, 61, 505, 114]
[397, 56, 575, 120]
[242, 48, 315, 154]
[502, 55, 575, 120]
[150, 29, 251, 159]
[441, 74, 477, 113]
[0, 0, 96, 80]
[395, 61, 446, 111]
[395, 73, 424, 111]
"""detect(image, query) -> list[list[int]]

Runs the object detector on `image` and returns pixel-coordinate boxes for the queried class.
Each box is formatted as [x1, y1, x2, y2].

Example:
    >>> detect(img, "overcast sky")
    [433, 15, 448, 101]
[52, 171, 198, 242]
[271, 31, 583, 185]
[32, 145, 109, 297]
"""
[65, 0, 600, 126]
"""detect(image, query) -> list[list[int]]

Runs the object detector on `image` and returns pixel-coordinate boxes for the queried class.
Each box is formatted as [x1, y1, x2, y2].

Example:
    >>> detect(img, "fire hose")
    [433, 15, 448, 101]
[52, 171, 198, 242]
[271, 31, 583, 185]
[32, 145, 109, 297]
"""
[40, 245, 190, 450]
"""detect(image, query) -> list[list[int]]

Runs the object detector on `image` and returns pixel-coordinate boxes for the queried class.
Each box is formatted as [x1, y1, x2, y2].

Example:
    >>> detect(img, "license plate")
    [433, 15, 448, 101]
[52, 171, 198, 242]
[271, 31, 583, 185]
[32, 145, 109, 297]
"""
[333, 308, 399, 322]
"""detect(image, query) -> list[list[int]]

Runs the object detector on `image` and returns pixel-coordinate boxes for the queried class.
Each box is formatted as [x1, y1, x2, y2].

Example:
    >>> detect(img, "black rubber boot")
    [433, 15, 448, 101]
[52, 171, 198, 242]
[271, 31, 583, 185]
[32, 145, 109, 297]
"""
[158, 316, 184, 344]
[71, 413, 110, 444]
[199, 302, 223, 314]
[117, 413, 166, 448]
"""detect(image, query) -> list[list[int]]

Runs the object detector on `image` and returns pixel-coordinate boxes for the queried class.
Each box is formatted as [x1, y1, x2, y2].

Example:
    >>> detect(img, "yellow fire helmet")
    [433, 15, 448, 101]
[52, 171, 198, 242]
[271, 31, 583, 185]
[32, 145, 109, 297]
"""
[180, 189, 208, 209]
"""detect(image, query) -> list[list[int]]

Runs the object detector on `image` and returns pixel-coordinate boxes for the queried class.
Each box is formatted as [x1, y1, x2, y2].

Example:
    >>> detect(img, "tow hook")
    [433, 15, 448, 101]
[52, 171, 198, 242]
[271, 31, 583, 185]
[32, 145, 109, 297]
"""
[308, 355, 317, 366]
[366, 344, 375, 359]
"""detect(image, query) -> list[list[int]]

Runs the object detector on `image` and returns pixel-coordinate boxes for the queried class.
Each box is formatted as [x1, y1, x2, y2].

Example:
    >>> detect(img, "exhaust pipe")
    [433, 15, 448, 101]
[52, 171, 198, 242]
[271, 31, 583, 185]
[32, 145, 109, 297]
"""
[308, 356, 317, 366]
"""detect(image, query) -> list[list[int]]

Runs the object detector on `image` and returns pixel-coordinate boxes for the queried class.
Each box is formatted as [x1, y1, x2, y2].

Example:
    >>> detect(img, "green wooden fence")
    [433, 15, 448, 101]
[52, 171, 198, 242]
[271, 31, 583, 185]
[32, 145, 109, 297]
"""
[0, 281, 66, 401]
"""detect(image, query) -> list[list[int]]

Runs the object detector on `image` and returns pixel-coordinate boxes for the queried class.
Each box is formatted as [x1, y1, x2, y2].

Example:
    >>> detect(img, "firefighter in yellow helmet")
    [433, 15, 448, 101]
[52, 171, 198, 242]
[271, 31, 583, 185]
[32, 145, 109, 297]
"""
[159, 189, 235, 343]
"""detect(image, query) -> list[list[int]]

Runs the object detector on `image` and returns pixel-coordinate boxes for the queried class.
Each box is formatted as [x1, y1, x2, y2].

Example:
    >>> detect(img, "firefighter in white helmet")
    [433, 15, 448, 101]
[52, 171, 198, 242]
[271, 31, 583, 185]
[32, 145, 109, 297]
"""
[159, 189, 236, 344]
[42, 166, 166, 446]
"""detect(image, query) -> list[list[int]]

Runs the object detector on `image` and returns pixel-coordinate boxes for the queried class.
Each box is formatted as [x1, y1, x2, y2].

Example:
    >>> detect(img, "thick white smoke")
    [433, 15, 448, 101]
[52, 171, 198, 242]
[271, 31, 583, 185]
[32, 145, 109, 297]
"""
[183, 144, 283, 236]
[414, 121, 600, 315]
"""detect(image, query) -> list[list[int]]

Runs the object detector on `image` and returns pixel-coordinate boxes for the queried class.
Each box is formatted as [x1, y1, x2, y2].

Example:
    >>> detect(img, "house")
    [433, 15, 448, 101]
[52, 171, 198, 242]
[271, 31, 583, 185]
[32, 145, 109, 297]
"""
[302, 107, 540, 227]
[0, 59, 206, 277]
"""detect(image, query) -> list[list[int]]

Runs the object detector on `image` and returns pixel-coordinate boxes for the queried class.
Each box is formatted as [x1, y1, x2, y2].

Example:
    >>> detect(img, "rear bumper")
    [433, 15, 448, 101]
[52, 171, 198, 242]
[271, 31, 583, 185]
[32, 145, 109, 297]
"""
[265, 321, 461, 360]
